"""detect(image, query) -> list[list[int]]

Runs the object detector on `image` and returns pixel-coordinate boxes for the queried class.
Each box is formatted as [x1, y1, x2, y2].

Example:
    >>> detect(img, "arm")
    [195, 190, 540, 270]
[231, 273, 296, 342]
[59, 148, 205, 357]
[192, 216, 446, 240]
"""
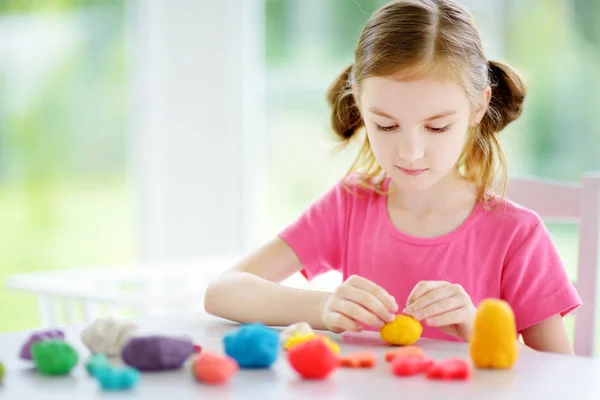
[520, 314, 574, 355]
[203, 237, 332, 329]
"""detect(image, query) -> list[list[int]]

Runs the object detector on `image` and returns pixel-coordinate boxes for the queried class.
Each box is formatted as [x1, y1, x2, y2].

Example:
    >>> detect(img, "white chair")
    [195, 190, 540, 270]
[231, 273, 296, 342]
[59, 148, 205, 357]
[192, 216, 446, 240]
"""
[506, 173, 600, 356]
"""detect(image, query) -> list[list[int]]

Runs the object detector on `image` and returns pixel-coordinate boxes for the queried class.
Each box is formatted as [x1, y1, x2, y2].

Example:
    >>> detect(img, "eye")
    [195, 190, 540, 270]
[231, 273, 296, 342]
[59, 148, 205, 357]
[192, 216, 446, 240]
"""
[374, 122, 398, 132]
[426, 124, 451, 134]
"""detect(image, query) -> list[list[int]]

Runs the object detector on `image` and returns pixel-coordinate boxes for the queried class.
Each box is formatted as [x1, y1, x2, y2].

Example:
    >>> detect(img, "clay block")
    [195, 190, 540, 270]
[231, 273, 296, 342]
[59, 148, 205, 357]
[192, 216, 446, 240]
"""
[31, 340, 78, 376]
[121, 335, 195, 371]
[193, 352, 238, 384]
[288, 338, 338, 380]
[223, 323, 279, 368]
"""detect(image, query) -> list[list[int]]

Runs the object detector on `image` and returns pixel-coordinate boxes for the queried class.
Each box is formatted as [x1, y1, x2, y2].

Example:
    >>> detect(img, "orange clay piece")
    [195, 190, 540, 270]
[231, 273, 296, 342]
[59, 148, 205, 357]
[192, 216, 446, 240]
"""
[284, 333, 340, 355]
[469, 298, 518, 369]
[380, 315, 422, 346]
[338, 351, 377, 368]
[385, 346, 426, 362]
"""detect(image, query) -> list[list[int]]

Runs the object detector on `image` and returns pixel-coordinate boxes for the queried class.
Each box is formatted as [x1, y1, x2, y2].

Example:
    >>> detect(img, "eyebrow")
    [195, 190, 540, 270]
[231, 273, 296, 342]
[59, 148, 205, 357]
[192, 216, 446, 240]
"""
[367, 107, 458, 122]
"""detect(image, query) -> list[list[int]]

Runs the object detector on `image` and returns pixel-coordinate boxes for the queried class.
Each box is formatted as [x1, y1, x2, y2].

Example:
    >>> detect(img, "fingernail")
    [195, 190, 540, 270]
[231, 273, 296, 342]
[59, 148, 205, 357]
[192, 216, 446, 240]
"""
[413, 313, 423, 320]
[387, 314, 396, 322]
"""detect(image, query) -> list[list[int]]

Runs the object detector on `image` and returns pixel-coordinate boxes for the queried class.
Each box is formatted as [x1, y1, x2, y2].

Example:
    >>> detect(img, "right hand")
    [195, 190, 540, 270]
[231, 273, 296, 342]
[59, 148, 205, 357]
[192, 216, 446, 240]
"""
[322, 275, 398, 333]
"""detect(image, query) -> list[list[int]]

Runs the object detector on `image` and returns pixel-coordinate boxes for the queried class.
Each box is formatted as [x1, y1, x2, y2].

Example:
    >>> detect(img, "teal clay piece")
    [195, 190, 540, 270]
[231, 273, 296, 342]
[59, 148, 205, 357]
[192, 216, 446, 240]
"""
[86, 353, 111, 377]
[31, 340, 78, 375]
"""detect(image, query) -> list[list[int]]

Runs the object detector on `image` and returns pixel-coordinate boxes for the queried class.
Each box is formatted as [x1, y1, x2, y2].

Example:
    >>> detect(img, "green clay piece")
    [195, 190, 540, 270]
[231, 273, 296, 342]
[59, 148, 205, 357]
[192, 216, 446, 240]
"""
[31, 340, 78, 376]
[86, 353, 111, 377]
[0, 361, 5, 383]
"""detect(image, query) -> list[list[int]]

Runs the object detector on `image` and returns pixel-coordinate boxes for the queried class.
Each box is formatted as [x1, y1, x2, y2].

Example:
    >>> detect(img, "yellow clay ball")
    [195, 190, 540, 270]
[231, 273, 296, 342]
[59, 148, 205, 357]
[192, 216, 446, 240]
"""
[380, 315, 422, 346]
[469, 298, 518, 369]
[284, 332, 340, 354]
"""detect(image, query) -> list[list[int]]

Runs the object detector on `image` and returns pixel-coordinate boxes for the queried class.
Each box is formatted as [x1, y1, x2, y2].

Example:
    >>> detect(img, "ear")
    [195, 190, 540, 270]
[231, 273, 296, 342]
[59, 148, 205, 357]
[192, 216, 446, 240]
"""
[471, 86, 491, 126]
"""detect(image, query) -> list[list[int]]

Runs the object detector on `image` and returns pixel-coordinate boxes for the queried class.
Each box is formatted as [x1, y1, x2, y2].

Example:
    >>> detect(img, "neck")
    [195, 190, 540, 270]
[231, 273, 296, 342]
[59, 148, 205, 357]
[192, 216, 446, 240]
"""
[388, 168, 476, 215]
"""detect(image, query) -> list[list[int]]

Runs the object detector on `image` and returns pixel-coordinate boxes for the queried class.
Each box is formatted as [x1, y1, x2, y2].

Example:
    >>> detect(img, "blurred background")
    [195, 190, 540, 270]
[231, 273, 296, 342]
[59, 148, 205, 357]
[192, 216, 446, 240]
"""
[0, 0, 598, 350]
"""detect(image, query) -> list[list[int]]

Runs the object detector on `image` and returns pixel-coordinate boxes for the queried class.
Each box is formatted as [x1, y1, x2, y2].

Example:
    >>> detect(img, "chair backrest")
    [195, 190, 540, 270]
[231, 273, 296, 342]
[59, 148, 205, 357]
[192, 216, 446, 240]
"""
[505, 173, 600, 356]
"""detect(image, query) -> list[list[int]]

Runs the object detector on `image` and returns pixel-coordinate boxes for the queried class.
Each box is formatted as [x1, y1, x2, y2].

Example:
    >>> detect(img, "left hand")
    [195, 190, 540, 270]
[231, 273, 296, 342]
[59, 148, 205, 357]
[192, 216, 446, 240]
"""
[403, 281, 476, 342]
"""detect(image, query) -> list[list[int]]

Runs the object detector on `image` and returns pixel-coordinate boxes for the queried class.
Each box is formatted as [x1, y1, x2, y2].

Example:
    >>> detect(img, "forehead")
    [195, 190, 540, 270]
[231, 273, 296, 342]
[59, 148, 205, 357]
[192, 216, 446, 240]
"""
[359, 76, 471, 119]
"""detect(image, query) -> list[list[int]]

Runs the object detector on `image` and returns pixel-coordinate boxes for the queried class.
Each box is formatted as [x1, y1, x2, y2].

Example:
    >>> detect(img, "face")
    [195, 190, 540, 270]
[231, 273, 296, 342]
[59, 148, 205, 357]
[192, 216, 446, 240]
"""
[358, 75, 488, 191]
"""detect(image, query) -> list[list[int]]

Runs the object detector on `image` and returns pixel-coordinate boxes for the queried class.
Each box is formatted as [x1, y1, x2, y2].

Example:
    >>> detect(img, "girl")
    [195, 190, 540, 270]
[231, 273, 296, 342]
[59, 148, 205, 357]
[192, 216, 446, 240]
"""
[204, 0, 581, 354]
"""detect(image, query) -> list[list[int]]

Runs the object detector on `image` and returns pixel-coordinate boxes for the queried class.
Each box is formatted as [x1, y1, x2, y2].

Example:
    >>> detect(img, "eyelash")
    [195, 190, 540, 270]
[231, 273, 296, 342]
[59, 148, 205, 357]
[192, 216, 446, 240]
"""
[374, 123, 451, 134]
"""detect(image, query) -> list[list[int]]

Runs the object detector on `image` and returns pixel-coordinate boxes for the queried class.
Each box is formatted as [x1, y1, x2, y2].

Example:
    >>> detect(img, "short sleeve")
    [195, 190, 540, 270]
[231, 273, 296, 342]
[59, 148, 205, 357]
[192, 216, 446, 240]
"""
[278, 179, 350, 280]
[501, 220, 582, 333]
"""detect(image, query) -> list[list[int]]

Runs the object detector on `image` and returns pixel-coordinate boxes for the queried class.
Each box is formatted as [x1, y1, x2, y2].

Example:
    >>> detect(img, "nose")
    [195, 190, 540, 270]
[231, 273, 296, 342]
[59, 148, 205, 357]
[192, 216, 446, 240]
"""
[397, 130, 425, 163]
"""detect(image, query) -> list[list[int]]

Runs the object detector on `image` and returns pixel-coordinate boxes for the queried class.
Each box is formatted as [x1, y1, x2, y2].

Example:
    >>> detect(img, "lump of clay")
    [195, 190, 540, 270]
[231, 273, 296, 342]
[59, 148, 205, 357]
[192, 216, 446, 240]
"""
[287, 338, 338, 380]
[385, 346, 426, 362]
[0, 361, 4, 383]
[380, 315, 422, 346]
[86, 353, 111, 377]
[31, 340, 78, 375]
[426, 358, 471, 380]
[95, 366, 140, 391]
[284, 332, 340, 354]
[121, 335, 195, 371]
[338, 351, 376, 368]
[193, 352, 238, 384]
[81, 317, 138, 357]
[223, 323, 279, 368]
[391, 356, 434, 376]
[19, 329, 65, 361]
[470, 298, 518, 369]
[279, 322, 313, 345]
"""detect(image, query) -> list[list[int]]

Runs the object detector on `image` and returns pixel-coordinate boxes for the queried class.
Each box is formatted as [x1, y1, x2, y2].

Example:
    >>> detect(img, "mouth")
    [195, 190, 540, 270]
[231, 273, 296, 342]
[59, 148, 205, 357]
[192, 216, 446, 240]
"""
[396, 166, 428, 176]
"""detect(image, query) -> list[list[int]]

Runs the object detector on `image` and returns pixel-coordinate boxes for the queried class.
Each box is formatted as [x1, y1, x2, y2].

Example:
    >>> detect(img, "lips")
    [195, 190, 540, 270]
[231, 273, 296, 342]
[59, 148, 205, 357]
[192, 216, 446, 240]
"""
[396, 166, 428, 176]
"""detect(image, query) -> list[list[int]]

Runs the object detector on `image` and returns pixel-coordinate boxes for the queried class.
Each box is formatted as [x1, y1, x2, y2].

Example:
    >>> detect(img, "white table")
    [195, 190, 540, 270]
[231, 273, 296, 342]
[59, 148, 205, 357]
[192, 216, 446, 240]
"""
[1, 312, 599, 399]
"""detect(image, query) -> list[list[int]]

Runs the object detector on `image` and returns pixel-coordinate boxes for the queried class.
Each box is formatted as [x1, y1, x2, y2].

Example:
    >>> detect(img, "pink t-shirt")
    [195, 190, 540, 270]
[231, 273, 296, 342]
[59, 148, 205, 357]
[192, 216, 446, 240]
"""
[279, 175, 582, 342]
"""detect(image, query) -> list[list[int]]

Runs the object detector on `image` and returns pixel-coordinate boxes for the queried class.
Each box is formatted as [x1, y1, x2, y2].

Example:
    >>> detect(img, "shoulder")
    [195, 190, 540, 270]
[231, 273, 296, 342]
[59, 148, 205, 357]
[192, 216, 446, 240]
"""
[478, 196, 553, 258]
[480, 196, 544, 236]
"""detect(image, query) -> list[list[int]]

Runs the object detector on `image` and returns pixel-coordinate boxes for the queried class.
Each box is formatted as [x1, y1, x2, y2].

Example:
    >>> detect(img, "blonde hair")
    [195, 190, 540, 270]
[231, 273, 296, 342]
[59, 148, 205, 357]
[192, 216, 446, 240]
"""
[326, 0, 526, 201]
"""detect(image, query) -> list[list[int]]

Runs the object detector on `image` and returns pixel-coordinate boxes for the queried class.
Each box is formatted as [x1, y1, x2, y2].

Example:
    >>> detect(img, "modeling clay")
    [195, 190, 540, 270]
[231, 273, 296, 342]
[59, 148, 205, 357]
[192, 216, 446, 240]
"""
[280, 321, 313, 345]
[287, 338, 338, 379]
[338, 351, 376, 368]
[31, 340, 78, 375]
[95, 366, 140, 391]
[86, 353, 111, 377]
[0, 361, 4, 383]
[380, 315, 422, 345]
[284, 332, 340, 354]
[19, 329, 65, 361]
[223, 323, 279, 368]
[426, 358, 471, 380]
[470, 298, 518, 369]
[385, 346, 426, 362]
[193, 344, 202, 353]
[193, 352, 239, 384]
[121, 335, 195, 371]
[81, 317, 138, 357]
[391, 356, 434, 376]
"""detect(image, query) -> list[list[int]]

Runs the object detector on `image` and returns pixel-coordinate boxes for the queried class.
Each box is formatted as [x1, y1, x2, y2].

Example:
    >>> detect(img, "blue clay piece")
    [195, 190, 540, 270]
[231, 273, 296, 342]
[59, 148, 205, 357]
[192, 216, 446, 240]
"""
[86, 353, 111, 377]
[223, 323, 279, 368]
[95, 366, 140, 391]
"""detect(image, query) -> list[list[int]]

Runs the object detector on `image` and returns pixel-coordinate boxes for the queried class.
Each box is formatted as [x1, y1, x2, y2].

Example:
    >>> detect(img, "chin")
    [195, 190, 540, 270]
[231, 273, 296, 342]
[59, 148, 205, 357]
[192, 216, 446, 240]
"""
[391, 172, 439, 191]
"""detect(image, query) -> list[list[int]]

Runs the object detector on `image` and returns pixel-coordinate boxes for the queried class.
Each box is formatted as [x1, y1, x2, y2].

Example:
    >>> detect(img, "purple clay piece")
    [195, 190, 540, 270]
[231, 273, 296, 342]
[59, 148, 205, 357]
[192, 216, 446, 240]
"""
[121, 335, 195, 372]
[19, 329, 66, 361]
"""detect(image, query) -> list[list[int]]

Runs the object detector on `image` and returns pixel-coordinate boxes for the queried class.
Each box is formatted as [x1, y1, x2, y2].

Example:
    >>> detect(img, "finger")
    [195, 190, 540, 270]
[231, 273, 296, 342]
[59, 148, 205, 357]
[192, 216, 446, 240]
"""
[331, 299, 386, 329]
[325, 311, 363, 333]
[416, 295, 466, 321]
[425, 307, 467, 327]
[347, 275, 398, 313]
[336, 284, 396, 323]
[405, 281, 448, 307]
[404, 285, 456, 317]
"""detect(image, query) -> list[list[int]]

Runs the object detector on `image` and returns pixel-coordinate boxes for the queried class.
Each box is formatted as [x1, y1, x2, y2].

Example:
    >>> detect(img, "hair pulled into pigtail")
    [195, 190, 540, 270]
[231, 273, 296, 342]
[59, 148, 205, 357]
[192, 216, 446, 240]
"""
[326, 64, 364, 142]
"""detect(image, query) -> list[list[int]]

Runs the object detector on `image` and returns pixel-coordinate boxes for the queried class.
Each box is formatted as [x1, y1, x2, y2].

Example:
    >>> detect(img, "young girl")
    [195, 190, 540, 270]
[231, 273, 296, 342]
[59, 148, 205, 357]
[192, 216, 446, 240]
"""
[204, 0, 581, 354]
